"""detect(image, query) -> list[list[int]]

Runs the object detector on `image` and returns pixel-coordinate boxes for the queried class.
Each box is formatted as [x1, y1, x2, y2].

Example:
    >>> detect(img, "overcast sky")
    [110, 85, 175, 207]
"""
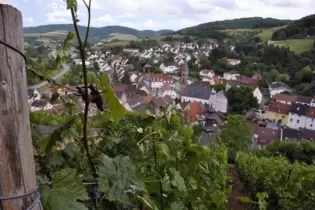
[1, 0, 315, 30]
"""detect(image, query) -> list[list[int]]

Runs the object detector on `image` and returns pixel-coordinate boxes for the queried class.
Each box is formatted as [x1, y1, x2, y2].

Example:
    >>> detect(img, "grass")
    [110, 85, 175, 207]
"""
[106, 33, 138, 42]
[222, 26, 287, 41]
[269, 38, 315, 54]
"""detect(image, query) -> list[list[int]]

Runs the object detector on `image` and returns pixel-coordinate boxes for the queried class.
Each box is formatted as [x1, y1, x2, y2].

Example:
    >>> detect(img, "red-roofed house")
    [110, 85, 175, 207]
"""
[264, 102, 291, 125]
[184, 101, 203, 123]
[200, 69, 215, 78]
[143, 74, 174, 89]
[272, 94, 297, 105]
[227, 58, 241, 65]
[305, 107, 315, 130]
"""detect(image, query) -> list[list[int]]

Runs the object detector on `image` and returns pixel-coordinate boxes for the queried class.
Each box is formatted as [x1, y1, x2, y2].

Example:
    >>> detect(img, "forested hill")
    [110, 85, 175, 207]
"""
[24, 24, 173, 39]
[272, 14, 315, 40]
[177, 17, 293, 39]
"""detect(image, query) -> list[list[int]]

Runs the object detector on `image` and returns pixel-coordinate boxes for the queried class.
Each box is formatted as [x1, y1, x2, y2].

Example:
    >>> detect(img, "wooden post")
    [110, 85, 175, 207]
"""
[0, 4, 39, 210]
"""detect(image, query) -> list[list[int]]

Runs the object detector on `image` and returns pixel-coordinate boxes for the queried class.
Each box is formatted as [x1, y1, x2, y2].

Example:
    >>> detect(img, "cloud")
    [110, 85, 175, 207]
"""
[13, 0, 315, 30]
[24, 17, 34, 24]
[0, 0, 11, 4]
[143, 19, 156, 28]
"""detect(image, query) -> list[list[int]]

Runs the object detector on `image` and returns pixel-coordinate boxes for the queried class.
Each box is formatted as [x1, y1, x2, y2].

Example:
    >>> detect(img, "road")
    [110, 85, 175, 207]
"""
[28, 64, 70, 89]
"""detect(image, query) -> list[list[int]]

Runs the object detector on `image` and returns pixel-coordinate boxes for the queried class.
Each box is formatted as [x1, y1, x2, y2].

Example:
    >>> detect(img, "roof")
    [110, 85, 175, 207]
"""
[151, 96, 172, 108]
[248, 123, 259, 133]
[256, 127, 280, 144]
[182, 85, 212, 100]
[127, 96, 147, 108]
[282, 128, 302, 141]
[268, 102, 291, 115]
[31, 100, 48, 107]
[200, 69, 215, 75]
[269, 82, 290, 90]
[163, 61, 176, 67]
[186, 102, 203, 122]
[272, 94, 297, 103]
[236, 75, 259, 87]
[227, 58, 240, 62]
[296, 95, 313, 104]
[290, 103, 309, 116]
[301, 128, 315, 140]
[190, 81, 211, 87]
[307, 107, 315, 119]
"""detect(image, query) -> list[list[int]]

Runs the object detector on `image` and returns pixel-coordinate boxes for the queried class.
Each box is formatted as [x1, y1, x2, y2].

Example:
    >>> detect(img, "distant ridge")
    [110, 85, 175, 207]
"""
[24, 24, 174, 41]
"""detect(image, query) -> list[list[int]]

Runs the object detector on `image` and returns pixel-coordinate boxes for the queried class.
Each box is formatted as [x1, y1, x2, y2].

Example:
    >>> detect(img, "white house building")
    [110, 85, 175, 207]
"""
[143, 74, 174, 90]
[311, 97, 315, 107]
[159, 85, 179, 99]
[223, 73, 240, 80]
[253, 87, 263, 104]
[287, 103, 309, 129]
[200, 69, 215, 78]
[209, 91, 228, 113]
[305, 107, 315, 130]
[159, 61, 179, 74]
[30, 100, 53, 112]
[227, 58, 241, 65]
[27, 88, 41, 105]
[181, 86, 212, 105]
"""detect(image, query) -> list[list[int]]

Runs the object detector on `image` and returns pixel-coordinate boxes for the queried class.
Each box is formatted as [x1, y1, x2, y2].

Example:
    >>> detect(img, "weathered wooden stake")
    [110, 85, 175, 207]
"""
[0, 4, 39, 210]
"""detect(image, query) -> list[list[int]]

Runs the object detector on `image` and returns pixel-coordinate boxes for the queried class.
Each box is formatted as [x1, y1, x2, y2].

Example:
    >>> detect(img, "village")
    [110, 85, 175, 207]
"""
[27, 40, 315, 148]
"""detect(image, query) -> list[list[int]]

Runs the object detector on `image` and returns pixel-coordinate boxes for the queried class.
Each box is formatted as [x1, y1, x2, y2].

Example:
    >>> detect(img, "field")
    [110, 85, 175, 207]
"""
[269, 38, 315, 54]
[222, 26, 286, 41]
[105, 33, 139, 42]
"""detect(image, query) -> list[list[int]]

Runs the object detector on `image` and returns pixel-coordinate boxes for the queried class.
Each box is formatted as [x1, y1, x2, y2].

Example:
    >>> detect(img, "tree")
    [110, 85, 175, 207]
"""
[61, 77, 70, 85]
[308, 81, 315, 96]
[218, 115, 253, 151]
[213, 83, 226, 92]
[87, 71, 97, 84]
[199, 55, 211, 69]
[121, 72, 131, 84]
[227, 86, 258, 114]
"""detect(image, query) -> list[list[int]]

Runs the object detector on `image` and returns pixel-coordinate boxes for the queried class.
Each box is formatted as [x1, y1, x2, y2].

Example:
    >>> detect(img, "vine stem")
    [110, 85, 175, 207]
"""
[152, 136, 164, 210]
[70, 2, 96, 176]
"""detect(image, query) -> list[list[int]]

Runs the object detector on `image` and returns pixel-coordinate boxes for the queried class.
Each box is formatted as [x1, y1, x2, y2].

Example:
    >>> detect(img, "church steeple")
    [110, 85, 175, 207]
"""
[180, 58, 189, 95]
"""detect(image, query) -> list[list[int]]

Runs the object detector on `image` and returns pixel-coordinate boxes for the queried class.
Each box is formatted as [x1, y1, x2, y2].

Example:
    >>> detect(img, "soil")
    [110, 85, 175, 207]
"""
[227, 164, 255, 210]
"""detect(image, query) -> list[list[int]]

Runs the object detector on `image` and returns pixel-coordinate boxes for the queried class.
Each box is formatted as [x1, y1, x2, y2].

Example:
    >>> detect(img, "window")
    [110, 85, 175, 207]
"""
[290, 118, 293, 122]
[297, 120, 300, 123]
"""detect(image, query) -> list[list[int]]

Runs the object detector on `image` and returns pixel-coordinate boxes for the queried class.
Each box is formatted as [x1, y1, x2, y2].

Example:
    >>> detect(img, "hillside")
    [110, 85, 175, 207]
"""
[23, 24, 173, 42]
[272, 14, 315, 40]
[177, 17, 293, 39]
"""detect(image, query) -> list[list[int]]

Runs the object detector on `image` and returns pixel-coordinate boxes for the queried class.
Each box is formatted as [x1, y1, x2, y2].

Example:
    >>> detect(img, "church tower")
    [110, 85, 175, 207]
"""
[180, 59, 189, 96]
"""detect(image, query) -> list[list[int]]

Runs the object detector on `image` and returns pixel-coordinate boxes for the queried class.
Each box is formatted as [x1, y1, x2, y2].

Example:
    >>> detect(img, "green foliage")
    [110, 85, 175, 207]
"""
[30, 111, 68, 127]
[213, 83, 226, 92]
[40, 168, 88, 210]
[218, 115, 252, 152]
[86, 71, 97, 84]
[97, 74, 126, 121]
[227, 86, 258, 114]
[97, 154, 144, 205]
[236, 152, 315, 209]
[272, 14, 315, 40]
[255, 141, 315, 165]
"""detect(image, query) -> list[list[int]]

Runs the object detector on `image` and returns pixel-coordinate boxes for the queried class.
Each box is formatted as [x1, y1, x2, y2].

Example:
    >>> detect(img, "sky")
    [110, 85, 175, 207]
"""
[1, 0, 315, 30]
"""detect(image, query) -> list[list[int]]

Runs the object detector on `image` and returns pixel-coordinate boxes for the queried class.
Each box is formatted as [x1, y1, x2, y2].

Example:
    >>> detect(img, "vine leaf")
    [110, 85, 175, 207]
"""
[97, 74, 126, 121]
[40, 168, 88, 210]
[97, 154, 144, 204]
[45, 117, 77, 153]
[169, 168, 187, 193]
[170, 201, 185, 210]
[66, 0, 77, 11]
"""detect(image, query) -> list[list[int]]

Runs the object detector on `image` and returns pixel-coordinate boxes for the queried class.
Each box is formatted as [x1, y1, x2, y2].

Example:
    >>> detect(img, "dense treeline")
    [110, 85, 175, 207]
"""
[178, 17, 292, 40]
[256, 141, 315, 165]
[237, 152, 315, 209]
[272, 14, 315, 40]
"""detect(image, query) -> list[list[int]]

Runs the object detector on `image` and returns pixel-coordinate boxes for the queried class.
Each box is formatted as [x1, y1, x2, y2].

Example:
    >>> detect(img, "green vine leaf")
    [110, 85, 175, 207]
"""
[40, 168, 88, 210]
[97, 154, 144, 204]
[169, 168, 186, 193]
[170, 201, 185, 210]
[97, 74, 126, 121]
[66, 0, 77, 11]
